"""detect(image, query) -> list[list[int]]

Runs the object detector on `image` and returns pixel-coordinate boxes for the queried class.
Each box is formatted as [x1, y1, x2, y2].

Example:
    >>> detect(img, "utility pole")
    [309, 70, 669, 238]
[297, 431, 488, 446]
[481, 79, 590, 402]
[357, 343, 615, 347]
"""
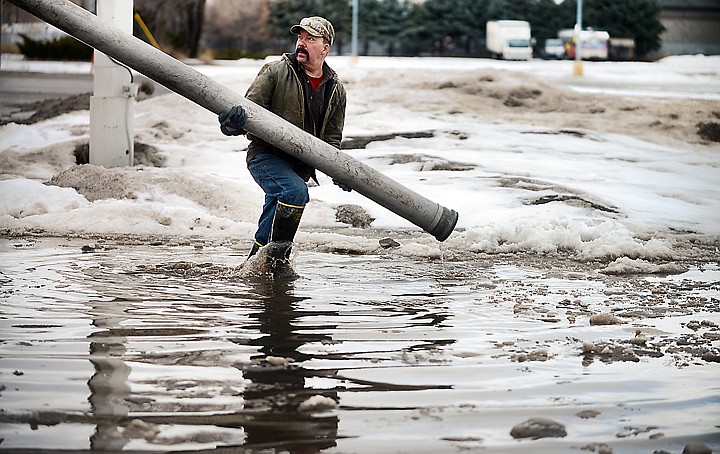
[574, 0, 583, 76]
[89, 0, 137, 167]
[351, 0, 358, 62]
[1, 2, 4, 69]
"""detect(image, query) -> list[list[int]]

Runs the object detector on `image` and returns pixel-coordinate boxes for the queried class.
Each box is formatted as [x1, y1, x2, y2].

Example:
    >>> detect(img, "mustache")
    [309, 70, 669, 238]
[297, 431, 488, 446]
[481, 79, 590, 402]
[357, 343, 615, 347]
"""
[295, 47, 309, 58]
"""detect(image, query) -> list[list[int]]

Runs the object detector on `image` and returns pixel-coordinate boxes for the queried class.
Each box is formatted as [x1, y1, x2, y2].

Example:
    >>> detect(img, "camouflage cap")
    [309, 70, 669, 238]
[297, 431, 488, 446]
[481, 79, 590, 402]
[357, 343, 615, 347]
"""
[290, 16, 335, 46]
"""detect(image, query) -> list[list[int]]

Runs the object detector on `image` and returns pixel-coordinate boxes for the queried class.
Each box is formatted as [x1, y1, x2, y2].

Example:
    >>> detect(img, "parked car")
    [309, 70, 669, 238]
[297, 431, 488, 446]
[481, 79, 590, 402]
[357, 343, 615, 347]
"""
[543, 38, 565, 59]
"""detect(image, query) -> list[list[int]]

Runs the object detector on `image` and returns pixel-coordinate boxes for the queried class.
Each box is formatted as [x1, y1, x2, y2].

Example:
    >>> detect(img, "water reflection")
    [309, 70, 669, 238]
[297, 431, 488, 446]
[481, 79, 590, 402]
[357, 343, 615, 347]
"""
[6, 240, 716, 452]
[239, 277, 339, 452]
[79, 260, 340, 451]
[87, 298, 131, 450]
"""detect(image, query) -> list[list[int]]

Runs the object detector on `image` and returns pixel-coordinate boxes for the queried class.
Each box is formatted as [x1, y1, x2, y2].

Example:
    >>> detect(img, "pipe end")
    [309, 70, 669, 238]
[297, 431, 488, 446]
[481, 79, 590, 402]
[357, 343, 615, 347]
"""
[429, 206, 458, 242]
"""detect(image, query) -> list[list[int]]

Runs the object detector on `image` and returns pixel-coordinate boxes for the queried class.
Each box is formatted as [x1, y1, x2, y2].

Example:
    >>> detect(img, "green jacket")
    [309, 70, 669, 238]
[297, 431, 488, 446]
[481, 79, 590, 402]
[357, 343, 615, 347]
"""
[245, 53, 347, 174]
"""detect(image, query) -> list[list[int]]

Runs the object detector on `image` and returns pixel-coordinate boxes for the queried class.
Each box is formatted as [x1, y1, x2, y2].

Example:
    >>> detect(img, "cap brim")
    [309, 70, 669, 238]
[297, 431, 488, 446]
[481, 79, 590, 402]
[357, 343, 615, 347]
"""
[290, 24, 321, 37]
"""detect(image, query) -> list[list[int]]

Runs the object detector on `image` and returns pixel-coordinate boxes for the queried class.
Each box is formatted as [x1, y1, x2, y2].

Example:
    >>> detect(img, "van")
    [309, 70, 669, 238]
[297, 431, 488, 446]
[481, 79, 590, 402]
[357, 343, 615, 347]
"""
[543, 38, 565, 59]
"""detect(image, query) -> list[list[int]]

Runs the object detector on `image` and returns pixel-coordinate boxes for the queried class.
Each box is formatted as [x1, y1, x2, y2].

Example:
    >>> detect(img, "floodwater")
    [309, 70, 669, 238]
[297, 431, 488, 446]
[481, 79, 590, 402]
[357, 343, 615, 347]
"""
[1, 236, 718, 453]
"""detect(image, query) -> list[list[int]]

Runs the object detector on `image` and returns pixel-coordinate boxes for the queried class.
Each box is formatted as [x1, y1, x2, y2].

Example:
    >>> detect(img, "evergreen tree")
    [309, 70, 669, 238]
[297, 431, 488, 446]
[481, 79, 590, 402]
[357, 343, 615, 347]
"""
[584, 0, 665, 57]
[264, 0, 665, 58]
[422, 0, 489, 54]
[487, 0, 534, 21]
[377, 0, 413, 55]
[270, 0, 352, 53]
[401, 0, 434, 55]
[530, 0, 575, 45]
[357, 0, 382, 54]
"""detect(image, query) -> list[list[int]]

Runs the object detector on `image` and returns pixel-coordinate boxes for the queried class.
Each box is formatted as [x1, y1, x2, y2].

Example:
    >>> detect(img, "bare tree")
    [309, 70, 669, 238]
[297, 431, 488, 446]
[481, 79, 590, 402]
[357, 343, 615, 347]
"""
[134, 0, 206, 58]
[204, 0, 273, 53]
[185, 0, 205, 57]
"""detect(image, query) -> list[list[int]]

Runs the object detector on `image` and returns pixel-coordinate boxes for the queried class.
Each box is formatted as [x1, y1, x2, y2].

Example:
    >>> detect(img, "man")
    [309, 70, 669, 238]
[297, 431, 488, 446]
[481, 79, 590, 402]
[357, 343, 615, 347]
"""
[218, 16, 348, 269]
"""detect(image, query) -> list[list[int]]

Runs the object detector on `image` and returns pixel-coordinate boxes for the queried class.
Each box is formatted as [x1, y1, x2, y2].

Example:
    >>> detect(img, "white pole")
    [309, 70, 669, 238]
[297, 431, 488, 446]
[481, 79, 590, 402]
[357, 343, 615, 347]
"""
[89, 0, 136, 167]
[574, 0, 583, 76]
[351, 0, 358, 60]
[7, 0, 458, 241]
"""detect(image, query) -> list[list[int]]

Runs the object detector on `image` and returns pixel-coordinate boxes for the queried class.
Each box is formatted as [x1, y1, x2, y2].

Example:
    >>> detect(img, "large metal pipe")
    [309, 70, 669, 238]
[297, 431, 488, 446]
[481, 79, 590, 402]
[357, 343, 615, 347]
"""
[7, 0, 459, 241]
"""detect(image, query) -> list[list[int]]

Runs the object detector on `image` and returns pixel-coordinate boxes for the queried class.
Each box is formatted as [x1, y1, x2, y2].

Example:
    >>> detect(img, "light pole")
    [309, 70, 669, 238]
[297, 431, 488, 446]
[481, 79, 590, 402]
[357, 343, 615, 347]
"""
[574, 0, 583, 76]
[351, 0, 358, 62]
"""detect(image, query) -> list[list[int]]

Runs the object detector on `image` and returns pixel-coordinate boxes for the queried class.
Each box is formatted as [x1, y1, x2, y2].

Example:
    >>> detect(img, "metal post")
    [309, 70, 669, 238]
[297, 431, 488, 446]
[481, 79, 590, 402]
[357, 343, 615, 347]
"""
[89, 0, 136, 167]
[574, 0, 583, 76]
[6, 0, 458, 241]
[1, 2, 4, 70]
[351, 0, 358, 61]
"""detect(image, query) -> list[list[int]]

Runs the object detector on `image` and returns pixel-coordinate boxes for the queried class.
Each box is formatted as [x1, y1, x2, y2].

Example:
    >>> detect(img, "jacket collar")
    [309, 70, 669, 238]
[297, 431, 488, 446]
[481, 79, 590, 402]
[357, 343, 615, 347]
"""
[284, 52, 336, 81]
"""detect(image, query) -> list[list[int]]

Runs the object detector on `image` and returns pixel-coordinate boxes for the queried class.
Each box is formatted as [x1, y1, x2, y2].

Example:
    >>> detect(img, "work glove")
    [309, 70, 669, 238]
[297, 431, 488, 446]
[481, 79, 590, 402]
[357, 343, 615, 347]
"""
[218, 105, 247, 136]
[333, 179, 352, 192]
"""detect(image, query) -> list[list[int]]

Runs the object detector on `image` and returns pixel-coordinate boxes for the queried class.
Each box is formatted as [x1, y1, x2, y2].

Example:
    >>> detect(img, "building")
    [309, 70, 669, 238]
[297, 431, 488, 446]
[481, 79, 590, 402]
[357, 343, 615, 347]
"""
[657, 0, 720, 55]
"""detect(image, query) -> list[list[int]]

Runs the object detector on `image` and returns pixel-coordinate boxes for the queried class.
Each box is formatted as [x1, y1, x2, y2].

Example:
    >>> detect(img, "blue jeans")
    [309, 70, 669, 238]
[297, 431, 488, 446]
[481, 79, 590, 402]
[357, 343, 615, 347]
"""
[247, 152, 309, 246]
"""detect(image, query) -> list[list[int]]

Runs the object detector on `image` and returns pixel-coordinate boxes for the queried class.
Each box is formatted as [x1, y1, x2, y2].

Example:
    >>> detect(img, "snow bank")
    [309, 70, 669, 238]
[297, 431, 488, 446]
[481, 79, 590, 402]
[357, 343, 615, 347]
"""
[1, 55, 719, 262]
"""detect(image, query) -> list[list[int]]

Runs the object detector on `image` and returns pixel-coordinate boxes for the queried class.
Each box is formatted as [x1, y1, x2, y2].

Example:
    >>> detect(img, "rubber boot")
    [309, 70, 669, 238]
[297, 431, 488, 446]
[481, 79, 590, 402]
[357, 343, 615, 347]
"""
[270, 202, 304, 243]
[267, 202, 304, 276]
[246, 241, 261, 260]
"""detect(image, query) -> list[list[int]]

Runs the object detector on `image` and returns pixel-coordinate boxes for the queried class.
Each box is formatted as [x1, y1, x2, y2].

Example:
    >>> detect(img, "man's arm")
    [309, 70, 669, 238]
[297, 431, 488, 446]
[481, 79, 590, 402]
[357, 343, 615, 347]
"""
[219, 63, 279, 137]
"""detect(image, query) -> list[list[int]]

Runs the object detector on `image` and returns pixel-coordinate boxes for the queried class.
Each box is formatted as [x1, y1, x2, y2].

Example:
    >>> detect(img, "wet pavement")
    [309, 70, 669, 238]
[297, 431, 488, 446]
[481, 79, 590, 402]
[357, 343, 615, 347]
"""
[0, 71, 164, 124]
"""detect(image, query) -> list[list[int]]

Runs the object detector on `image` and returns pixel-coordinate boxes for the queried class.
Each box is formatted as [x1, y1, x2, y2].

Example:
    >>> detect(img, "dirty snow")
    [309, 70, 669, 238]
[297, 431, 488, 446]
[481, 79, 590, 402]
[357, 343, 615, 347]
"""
[1, 54, 719, 264]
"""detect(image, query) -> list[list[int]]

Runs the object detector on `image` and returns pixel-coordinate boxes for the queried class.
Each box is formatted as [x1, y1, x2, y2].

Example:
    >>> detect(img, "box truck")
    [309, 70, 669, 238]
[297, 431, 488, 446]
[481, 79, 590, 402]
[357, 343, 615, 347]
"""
[486, 20, 532, 60]
[558, 28, 610, 60]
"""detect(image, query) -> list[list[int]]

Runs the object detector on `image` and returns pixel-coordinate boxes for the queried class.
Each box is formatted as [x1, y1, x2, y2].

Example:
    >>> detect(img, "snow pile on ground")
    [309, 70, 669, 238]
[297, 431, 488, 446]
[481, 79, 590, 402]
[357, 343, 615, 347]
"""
[1, 55, 719, 263]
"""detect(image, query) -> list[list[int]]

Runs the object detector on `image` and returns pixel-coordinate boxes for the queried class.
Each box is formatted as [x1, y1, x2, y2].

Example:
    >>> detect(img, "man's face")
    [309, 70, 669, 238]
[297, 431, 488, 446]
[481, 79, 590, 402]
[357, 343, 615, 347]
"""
[295, 30, 328, 66]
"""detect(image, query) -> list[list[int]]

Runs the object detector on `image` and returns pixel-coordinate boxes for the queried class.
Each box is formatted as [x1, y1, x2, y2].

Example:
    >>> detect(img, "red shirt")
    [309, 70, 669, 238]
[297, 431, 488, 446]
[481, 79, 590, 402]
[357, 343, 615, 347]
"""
[308, 75, 323, 92]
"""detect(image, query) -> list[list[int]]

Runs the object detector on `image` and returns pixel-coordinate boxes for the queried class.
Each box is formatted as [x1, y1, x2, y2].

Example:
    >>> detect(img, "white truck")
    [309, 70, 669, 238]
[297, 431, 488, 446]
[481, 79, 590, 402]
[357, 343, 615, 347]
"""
[558, 28, 610, 60]
[486, 20, 532, 60]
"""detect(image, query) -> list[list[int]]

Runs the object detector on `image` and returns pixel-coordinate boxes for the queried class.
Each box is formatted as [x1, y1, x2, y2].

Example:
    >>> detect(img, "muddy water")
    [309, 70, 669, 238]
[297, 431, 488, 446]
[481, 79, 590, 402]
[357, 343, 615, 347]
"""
[1, 237, 718, 453]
